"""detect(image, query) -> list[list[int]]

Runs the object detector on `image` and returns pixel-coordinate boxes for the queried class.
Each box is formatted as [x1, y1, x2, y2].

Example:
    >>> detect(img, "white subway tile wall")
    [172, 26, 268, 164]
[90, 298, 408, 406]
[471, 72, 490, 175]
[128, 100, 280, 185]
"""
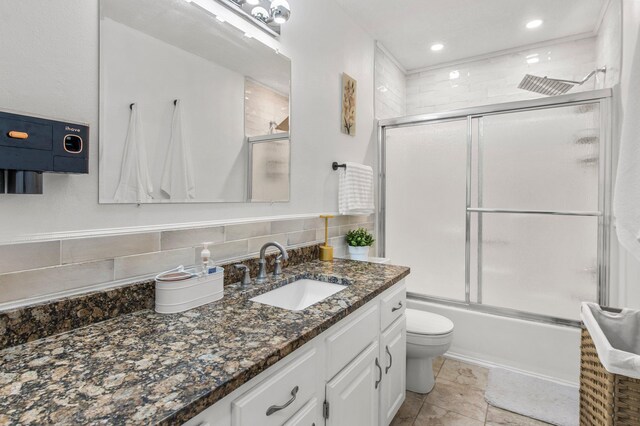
[0, 215, 374, 306]
[595, 0, 622, 89]
[405, 37, 598, 116]
[375, 45, 406, 119]
[244, 78, 289, 138]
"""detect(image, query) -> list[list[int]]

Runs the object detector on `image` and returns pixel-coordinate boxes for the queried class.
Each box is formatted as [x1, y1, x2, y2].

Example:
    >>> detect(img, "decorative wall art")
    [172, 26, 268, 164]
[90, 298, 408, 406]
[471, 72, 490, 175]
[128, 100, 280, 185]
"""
[341, 73, 356, 136]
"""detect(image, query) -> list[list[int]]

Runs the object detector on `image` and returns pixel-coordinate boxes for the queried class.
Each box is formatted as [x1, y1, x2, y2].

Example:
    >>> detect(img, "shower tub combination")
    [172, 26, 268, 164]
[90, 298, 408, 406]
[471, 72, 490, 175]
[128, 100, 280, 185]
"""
[377, 89, 612, 384]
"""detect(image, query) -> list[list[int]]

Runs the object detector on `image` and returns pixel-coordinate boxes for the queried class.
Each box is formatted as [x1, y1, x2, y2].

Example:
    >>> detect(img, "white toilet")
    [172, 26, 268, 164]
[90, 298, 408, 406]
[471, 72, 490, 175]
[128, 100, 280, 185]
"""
[406, 308, 454, 394]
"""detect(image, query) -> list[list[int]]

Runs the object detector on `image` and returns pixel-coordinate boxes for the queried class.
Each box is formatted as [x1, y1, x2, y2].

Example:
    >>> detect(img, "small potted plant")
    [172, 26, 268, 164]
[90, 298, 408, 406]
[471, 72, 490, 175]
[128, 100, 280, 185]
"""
[346, 228, 375, 261]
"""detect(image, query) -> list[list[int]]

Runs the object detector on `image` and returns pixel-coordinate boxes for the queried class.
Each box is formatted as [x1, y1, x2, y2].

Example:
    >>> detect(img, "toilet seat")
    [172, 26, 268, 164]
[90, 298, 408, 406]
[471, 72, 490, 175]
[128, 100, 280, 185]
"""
[406, 308, 454, 336]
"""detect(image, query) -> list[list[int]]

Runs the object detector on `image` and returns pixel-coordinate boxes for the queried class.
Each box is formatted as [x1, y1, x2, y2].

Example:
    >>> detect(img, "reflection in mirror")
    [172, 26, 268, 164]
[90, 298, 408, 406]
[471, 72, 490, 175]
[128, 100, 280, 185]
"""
[248, 135, 290, 202]
[99, 0, 291, 203]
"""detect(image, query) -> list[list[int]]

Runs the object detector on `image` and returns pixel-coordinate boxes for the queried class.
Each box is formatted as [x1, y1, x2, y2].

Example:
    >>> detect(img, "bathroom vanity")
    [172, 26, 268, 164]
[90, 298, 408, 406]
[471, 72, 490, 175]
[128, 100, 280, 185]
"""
[0, 259, 409, 425]
[187, 276, 407, 426]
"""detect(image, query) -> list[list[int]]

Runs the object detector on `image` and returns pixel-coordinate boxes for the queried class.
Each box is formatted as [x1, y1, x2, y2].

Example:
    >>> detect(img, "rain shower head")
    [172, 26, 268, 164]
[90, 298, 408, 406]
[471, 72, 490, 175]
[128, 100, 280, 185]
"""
[518, 67, 606, 96]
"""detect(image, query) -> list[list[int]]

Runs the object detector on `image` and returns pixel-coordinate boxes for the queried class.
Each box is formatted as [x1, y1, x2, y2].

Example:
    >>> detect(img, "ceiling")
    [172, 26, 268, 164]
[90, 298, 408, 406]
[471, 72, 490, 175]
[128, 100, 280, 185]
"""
[334, 0, 608, 71]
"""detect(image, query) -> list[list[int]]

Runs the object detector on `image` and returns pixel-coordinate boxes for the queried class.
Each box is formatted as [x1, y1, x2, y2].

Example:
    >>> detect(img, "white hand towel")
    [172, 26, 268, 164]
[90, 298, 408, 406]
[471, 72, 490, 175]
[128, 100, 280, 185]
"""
[114, 104, 154, 203]
[161, 100, 196, 200]
[339, 162, 375, 215]
[614, 29, 640, 260]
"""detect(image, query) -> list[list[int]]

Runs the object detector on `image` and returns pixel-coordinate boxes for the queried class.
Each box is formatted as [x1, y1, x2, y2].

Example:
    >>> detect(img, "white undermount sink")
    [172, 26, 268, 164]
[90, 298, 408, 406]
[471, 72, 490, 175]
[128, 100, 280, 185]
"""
[250, 279, 346, 311]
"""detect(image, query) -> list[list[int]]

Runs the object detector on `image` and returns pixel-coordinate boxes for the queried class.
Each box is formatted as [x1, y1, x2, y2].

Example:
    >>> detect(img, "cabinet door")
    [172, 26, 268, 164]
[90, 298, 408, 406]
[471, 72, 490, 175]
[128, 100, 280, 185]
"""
[326, 341, 380, 426]
[283, 398, 322, 426]
[380, 315, 406, 425]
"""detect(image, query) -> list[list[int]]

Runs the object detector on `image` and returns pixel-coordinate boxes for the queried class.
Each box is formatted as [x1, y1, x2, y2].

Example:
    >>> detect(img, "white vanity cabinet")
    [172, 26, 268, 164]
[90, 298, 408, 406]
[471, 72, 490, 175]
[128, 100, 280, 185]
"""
[325, 341, 380, 426]
[379, 316, 406, 425]
[184, 280, 406, 426]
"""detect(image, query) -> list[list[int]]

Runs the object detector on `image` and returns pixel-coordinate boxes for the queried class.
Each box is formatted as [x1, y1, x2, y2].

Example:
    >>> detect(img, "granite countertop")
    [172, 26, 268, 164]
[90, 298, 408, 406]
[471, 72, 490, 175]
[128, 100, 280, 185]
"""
[0, 259, 409, 425]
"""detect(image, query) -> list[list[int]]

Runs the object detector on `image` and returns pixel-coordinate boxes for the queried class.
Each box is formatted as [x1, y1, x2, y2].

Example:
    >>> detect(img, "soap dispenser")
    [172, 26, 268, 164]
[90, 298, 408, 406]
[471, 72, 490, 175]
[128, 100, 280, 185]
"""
[200, 242, 212, 275]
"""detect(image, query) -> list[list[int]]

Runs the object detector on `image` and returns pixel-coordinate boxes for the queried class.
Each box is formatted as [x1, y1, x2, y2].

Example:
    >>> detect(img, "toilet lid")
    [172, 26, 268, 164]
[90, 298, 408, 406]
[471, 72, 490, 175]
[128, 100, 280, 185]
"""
[406, 309, 454, 335]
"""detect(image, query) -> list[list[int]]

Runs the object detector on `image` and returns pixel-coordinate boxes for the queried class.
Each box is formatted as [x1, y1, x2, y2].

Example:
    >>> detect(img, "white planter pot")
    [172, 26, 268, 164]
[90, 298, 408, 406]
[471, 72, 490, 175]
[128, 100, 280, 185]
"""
[348, 246, 370, 261]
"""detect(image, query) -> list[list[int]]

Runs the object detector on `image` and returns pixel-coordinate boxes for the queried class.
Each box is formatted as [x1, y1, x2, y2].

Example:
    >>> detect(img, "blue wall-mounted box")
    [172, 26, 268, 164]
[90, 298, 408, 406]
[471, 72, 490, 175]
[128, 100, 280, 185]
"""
[0, 110, 89, 194]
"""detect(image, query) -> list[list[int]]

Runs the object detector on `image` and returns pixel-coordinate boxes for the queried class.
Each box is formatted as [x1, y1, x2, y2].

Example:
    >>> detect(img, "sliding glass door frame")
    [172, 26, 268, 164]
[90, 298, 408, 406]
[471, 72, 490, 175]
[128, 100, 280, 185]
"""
[377, 89, 612, 327]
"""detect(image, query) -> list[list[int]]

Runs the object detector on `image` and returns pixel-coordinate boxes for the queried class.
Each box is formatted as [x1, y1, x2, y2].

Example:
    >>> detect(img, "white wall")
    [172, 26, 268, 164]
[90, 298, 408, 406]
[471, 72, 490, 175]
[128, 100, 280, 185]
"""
[616, 0, 640, 310]
[405, 37, 598, 115]
[0, 0, 375, 242]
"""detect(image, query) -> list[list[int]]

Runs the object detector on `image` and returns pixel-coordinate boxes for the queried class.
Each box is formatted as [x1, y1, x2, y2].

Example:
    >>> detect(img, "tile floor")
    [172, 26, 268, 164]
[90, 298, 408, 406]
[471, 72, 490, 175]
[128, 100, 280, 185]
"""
[392, 357, 551, 426]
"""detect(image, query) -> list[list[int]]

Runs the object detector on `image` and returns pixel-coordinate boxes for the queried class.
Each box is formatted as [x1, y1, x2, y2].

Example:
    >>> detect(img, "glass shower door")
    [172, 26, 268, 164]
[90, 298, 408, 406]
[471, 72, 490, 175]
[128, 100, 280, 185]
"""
[472, 103, 602, 321]
[385, 119, 468, 301]
[382, 94, 608, 324]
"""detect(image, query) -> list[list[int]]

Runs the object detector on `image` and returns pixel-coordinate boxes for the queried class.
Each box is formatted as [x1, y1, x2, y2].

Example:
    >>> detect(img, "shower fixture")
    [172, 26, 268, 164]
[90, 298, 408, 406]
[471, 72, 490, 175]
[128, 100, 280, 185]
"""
[518, 67, 606, 96]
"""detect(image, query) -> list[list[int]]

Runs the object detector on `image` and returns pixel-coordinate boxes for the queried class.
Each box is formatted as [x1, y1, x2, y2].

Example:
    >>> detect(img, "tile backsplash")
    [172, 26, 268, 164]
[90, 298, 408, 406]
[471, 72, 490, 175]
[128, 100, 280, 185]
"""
[0, 214, 374, 308]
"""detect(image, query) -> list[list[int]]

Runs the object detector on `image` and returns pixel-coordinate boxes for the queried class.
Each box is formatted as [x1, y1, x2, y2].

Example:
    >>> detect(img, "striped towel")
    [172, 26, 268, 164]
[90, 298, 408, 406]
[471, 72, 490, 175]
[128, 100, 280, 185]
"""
[339, 162, 374, 215]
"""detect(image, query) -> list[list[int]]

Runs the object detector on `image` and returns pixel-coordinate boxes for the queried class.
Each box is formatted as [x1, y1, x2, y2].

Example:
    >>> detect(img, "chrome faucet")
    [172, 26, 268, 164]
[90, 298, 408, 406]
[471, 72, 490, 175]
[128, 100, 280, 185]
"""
[234, 264, 252, 287]
[257, 242, 289, 283]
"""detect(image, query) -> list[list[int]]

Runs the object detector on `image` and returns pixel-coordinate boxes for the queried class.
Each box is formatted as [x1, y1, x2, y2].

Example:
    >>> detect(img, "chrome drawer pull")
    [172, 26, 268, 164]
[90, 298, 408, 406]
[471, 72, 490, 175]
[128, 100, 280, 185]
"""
[391, 301, 403, 312]
[375, 357, 382, 389]
[266, 385, 299, 416]
[385, 345, 392, 374]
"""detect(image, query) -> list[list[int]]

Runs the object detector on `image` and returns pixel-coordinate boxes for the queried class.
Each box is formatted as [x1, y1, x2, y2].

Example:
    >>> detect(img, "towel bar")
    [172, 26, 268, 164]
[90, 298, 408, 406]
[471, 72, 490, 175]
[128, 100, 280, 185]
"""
[332, 162, 346, 170]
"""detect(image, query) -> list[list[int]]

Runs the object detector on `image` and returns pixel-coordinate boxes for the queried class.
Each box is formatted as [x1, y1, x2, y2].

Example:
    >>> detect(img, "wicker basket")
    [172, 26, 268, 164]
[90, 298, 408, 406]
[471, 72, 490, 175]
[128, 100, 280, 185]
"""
[580, 327, 640, 425]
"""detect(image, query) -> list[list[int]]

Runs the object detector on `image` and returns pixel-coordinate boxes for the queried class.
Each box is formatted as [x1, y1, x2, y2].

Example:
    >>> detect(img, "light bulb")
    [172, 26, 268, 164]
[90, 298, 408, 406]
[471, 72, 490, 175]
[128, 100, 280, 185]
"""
[526, 19, 543, 29]
[430, 43, 444, 51]
[251, 6, 269, 21]
[270, 0, 290, 23]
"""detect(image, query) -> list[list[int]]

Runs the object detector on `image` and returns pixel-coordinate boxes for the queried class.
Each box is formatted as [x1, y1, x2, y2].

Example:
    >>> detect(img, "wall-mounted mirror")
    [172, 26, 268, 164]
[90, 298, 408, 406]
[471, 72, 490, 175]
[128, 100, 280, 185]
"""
[99, 0, 291, 203]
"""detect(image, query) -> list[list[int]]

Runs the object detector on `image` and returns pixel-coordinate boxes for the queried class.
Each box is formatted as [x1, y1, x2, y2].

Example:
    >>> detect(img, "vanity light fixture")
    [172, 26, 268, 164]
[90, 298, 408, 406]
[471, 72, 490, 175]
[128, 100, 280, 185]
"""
[229, 0, 291, 25]
[430, 43, 444, 51]
[526, 19, 543, 29]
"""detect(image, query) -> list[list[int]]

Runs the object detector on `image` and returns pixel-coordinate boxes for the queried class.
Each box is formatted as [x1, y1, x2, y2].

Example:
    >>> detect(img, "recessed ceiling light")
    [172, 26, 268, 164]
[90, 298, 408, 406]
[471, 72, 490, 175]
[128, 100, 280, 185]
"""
[527, 57, 539, 64]
[430, 43, 444, 52]
[449, 70, 460, 80]
[526, 19, 543, 29]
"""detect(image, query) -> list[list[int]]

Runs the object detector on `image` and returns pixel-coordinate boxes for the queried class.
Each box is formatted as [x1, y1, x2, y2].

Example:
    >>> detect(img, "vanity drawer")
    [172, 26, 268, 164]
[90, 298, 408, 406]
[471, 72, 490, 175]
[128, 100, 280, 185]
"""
[231, 347, 319, 426]
[325, 303, 379, 380]
[380, 282, 406, 331]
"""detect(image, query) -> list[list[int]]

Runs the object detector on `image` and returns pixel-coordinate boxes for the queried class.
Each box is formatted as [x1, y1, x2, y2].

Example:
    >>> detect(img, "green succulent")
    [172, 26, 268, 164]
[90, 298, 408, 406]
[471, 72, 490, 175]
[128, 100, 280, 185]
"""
[346, 228, 375, 247]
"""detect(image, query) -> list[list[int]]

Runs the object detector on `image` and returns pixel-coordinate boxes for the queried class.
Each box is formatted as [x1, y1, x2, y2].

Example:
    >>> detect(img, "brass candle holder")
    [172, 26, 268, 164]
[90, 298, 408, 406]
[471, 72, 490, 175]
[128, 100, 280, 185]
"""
[319, 214, 334, 261]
